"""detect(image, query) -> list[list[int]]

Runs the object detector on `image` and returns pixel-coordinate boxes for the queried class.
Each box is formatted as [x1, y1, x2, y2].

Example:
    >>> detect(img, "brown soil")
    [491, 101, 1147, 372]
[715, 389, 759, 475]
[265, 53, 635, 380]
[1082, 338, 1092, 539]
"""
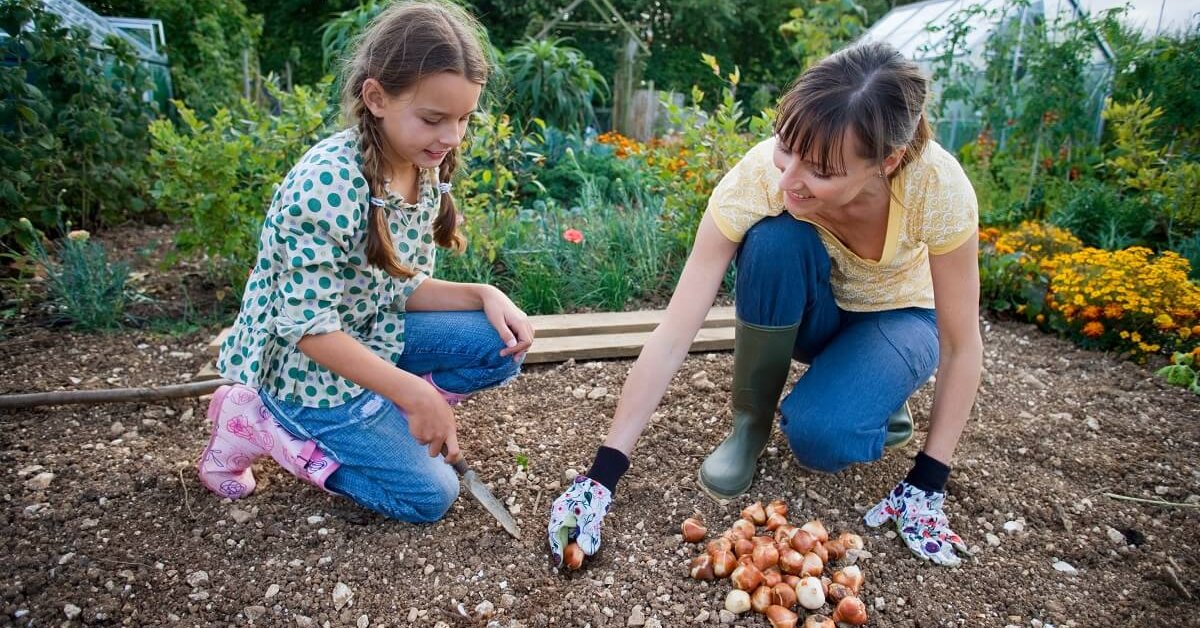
[1, 225, 1197, 627]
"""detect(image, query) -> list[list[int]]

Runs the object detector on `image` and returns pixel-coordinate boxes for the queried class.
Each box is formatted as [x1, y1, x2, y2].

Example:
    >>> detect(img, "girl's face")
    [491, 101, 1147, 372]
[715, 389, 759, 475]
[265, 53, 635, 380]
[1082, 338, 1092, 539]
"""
[363, 71, 483, 171]
[772, 129, 904, 215]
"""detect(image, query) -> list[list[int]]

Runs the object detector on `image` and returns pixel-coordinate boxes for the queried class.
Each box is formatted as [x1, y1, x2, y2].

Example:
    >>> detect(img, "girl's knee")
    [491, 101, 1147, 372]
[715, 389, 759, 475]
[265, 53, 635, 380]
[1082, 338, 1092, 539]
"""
[406, 465, 460, 523]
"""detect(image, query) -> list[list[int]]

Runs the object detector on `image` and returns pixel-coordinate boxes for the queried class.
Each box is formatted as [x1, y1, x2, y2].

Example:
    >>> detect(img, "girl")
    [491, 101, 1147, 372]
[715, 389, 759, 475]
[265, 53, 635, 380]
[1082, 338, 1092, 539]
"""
[199, 1, 533, 523]
[549, 42, 981, 566]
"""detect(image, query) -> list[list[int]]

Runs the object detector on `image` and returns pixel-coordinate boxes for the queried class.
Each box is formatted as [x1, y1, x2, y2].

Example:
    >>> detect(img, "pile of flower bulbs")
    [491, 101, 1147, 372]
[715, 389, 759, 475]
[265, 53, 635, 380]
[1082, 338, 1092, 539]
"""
[682, 500, 869, 628]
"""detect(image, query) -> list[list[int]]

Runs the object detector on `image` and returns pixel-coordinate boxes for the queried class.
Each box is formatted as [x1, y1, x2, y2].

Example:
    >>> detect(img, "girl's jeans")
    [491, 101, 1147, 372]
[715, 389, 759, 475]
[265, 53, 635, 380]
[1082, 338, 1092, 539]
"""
[736, 214, 940, 473]
[261, 310, 521, 522]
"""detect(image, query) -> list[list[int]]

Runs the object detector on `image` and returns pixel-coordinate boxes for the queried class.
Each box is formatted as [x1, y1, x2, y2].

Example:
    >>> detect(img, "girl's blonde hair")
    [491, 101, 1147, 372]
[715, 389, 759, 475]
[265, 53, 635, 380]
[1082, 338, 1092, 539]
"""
[775, 41, 931, 179]
[340, 1, 489, 278]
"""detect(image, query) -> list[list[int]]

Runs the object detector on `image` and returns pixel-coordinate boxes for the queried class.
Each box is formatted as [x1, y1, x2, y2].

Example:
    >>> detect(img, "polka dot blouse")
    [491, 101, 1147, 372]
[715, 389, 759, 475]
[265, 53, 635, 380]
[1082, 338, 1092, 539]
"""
[216, 128, 440, 407]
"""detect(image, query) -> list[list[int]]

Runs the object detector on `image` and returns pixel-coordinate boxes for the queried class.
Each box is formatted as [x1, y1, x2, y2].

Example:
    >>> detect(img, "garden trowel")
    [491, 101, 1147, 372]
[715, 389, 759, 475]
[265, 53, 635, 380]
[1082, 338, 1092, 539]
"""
[447, 455, 522, 539]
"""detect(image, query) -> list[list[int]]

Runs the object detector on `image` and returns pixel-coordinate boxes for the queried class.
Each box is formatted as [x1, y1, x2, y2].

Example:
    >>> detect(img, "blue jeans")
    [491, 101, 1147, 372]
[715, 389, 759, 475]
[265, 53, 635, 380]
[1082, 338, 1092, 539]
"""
[735, 214, 940, 473]
[261, 310, 521, 522]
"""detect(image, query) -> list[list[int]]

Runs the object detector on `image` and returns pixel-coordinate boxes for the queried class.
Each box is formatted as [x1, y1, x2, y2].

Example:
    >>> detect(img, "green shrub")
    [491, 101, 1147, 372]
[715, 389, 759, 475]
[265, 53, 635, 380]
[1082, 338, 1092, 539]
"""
[148, 81, 331, 295]
[0, 0, 157, 241]
[502, 37, 608, 132]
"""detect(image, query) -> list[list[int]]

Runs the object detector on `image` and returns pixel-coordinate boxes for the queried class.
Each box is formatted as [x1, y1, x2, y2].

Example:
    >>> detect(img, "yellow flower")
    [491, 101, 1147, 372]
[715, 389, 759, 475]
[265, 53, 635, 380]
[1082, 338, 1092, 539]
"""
[1154, 313, 1176, 330]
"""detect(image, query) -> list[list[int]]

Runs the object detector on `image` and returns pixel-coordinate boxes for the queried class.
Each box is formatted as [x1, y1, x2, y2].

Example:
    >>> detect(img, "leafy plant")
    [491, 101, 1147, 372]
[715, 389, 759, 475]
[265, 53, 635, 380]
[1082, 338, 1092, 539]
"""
[1156, 351, 1200, 395]
[148, 80, 332, 295]
[502, 37, 609, 131]
[638, 54, 772, 259]
[0, 0, 158, 241]
[778, 0, 868, 71]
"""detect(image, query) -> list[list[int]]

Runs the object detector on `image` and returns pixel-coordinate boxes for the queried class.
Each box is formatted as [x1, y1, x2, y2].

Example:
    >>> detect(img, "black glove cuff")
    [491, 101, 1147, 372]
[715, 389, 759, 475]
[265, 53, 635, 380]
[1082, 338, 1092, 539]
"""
[585, 445, 630, 494]
[904, 451, 951, 493]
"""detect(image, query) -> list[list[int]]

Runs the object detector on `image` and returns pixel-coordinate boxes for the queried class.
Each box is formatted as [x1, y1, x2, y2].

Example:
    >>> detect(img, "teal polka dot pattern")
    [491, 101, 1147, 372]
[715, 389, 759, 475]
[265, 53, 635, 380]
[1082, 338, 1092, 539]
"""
[214, 128, 443, 408]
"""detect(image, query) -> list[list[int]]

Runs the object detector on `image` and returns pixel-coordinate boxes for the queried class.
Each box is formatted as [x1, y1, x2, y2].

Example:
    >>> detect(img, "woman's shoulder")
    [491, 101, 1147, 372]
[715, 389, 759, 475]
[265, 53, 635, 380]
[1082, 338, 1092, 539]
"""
[910, 140, 972, 192]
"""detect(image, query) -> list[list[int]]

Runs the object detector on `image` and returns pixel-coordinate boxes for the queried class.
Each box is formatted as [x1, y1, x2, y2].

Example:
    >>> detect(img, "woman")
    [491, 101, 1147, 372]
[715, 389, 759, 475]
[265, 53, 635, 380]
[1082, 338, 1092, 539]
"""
[548, 42, 981, 567]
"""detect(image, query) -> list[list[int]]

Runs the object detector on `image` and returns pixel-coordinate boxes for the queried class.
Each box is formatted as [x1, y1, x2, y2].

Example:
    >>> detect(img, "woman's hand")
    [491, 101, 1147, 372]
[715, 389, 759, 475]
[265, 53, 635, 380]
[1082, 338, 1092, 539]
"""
[547, 475, 613, 568]
[480, 286, 534, 359]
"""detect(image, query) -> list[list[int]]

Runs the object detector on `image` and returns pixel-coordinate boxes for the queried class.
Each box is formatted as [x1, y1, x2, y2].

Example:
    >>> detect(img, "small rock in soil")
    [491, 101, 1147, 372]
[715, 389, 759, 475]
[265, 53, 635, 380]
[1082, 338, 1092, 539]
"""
[244, 605, 267, 621]
[1003, 519, 1025, 534]
[64, 604, 81, 619]
[1105, 527, 1126, 545]
[1052, 560, 1079, 576]
[587, 386, 608, 400]
[294, 615, 314, 627]
[719, 609, 736, 623]
[265, 584, 280, 599]
[627, 604, 646, 626]
[333, 581, 353, 610]
[356, 614, 369, 628]
[186, 570, 209, 588]
[24, 472, 54, 491]
[986, 533, 1001, 547]
[475, 600, 495, 619]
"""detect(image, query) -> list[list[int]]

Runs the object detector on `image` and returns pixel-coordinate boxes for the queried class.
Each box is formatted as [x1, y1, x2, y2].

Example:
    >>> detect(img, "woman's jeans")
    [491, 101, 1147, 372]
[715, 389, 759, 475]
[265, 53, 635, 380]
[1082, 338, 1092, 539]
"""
[261, 310, 521, 522]
[736, 214, 939, 473]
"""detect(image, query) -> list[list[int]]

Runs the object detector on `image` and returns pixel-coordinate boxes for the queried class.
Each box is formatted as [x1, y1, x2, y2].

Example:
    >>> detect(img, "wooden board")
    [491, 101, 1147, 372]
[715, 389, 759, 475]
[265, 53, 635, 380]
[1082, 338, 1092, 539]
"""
[207, 306, 736, 356]
[521, 325, 734, 364]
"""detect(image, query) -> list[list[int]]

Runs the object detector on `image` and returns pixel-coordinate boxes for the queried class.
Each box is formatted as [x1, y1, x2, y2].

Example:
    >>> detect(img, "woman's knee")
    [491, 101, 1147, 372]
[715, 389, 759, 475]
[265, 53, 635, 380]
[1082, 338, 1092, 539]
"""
[739, 214, 827, 270]
[736, 215, 833, 326]
[778, 395, 883, 474]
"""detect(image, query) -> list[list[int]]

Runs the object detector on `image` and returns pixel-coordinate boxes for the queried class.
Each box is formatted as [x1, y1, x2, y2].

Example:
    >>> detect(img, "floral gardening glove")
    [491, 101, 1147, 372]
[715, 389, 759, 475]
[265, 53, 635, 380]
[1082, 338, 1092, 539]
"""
[547, 475, 613, 567]
[864, 480, 971, 567]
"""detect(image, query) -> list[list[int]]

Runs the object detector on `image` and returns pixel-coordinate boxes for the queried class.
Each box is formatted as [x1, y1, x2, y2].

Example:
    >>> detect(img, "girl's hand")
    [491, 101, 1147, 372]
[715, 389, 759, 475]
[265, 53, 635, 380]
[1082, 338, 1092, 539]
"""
[480, 286, 534, 359]
[400, 382, 461, 463]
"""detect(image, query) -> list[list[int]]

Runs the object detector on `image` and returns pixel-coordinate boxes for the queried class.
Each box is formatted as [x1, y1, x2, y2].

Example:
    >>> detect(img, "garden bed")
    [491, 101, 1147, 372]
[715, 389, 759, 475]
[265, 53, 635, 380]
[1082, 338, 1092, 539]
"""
[2, 266, 1197, 626]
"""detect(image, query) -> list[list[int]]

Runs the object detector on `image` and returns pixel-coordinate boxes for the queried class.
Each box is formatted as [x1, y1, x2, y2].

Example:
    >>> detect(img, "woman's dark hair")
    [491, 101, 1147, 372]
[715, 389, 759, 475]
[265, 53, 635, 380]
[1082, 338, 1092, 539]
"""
[775, 41, 932, 178]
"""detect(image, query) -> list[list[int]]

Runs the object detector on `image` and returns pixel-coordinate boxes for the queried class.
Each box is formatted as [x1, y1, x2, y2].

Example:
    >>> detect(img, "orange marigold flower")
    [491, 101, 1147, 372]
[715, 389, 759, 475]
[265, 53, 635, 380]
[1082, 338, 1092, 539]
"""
[1081, 305, 1102, 320]
[1103, 303, 1124, 319]
[1193, 325, 1200, 335]
[1082, 321, 1105, 337]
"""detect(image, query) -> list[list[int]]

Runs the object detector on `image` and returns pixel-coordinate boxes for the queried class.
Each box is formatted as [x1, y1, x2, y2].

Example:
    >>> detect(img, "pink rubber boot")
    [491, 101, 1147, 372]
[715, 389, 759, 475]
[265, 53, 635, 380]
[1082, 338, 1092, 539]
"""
[198, 384, 340, 499]
[423, 373, 471, 406]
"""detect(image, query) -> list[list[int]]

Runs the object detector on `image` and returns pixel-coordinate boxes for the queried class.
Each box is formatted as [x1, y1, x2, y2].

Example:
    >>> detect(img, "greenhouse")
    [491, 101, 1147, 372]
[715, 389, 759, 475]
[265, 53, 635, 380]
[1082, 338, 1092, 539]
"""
[863, 0, 1116, 150]
[3, 0, 172, 108]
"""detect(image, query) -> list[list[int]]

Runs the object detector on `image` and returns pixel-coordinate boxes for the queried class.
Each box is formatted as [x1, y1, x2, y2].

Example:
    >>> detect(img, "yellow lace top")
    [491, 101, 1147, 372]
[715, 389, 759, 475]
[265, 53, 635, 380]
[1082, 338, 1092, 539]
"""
[708, 137, 978, 312]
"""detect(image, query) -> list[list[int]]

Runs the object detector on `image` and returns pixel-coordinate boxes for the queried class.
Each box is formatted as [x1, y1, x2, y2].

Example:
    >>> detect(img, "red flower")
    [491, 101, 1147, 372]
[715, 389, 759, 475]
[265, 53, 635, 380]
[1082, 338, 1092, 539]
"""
[563, 228, 584, 244]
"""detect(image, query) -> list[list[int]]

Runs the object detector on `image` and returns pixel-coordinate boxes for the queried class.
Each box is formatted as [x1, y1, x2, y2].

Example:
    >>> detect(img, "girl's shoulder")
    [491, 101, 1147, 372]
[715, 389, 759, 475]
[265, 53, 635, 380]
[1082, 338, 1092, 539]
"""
[296, 128, 365, 172]
[280, 128, 371, 200]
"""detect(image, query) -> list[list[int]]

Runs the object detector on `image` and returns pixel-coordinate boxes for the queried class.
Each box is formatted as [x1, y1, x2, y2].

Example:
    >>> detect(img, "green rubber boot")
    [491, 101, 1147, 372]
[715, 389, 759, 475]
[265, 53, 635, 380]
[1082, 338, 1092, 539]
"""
[698, 319, 799, 500]
[884, 400, 914, 449]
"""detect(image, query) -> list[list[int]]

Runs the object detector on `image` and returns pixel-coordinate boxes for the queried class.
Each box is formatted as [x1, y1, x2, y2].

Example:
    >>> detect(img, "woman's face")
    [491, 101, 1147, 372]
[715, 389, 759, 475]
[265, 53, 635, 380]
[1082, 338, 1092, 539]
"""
[772, 129, 904, 215]
[363, 71, 482, 172]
